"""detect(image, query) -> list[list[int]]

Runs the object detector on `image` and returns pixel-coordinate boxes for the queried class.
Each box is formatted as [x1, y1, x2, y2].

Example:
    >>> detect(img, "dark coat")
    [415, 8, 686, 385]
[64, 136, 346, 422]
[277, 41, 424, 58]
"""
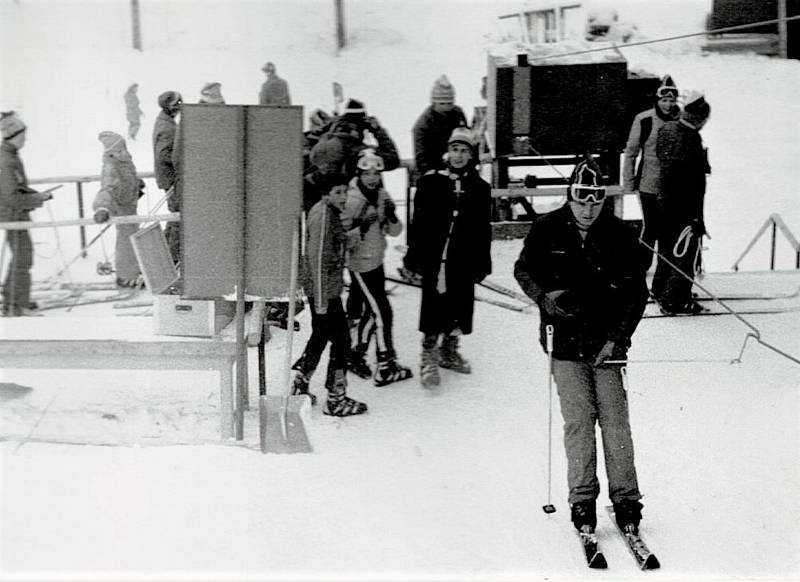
[514, 204, 648, 361]
[152, 111, 178, 195]
[301, 198, 348, 314]
[656, 119, 710, 223]
[309, 117, 399, 177]
[0, 143, 46, 222]
[259, 76, 291, 105]
[403, 167, 492, 335]
[412, 105, 468, 175]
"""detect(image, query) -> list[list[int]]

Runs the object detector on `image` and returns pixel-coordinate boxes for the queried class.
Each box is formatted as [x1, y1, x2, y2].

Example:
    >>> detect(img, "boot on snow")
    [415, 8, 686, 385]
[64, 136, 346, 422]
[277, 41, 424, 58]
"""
[612, 499, 643, 535]
[439, 334, 471, 374]
[323, 369, 368, 417]
[291, 371, 317, 405]
[570, 500, 597, 533]
[373, 351, 413, 387]
[346, 344, 372, 379]
[420, 346, 440, 388]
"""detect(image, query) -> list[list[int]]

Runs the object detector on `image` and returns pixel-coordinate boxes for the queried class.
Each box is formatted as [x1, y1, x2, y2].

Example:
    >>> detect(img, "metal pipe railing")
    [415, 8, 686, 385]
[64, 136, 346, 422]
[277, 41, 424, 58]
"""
[732, 213, 800, 271]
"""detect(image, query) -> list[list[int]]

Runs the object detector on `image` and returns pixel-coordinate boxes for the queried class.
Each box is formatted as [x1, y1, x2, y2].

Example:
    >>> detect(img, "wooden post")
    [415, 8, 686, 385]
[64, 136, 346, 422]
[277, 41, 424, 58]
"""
[131, 0, 142, 51]
[778, 0, 788, 58]
[335, 0, 346, 51]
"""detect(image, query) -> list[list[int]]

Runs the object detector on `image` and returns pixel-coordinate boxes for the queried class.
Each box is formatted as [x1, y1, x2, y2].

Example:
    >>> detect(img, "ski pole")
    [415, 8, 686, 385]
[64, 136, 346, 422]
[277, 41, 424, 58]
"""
[542, 324, 556, 514]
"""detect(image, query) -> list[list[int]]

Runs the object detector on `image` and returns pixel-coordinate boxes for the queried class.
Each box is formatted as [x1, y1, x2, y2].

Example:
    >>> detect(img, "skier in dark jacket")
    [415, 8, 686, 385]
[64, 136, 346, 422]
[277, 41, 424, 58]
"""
[0, 112, 52, 316]
[652, 92, 711, 315]
[514, 156, 649, 537]
[403, 127, 492, 387]
[292, 172, 368, 417]
[152, 90, 181, 264]
[411, 75, 469, 178]
[622, 74, 681, 275]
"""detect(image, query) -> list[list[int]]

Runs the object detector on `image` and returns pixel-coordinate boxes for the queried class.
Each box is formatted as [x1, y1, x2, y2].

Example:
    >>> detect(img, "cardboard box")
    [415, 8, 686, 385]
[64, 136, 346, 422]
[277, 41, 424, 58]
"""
[131, 223, 234, 337]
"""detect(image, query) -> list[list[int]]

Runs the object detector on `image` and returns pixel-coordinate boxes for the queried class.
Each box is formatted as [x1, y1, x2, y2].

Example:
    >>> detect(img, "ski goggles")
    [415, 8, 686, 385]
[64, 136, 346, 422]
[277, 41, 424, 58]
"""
[656, 86, 679, 99]
[356, 153, 385, 171]
[570, 184, 607, 204]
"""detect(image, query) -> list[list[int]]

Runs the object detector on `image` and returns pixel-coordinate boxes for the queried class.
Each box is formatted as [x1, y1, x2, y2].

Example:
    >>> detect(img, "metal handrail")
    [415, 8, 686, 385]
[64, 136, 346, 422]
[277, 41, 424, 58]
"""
[732, 213, 800, 271]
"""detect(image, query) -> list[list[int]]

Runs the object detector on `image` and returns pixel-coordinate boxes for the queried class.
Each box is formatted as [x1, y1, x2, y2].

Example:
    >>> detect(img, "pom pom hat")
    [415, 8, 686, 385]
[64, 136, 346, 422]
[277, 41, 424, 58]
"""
[431, 75, 455, 103]
[0, 111, 26, 140]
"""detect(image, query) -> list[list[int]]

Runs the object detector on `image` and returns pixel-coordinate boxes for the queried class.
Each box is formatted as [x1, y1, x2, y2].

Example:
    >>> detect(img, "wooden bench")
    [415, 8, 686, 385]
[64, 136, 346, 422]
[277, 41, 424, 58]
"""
[0, 318, 239, 439]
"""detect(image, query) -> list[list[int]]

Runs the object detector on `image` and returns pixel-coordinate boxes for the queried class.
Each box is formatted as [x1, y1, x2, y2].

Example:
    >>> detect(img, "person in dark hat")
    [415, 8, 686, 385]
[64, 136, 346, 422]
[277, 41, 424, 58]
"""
[0, 112, 53, 316]
[411, 75, 469, 178]
[92, 131, 143, 288]
[622, 74, 681, 278]
[258, 62, 291, 105]
[513, 155, 650, 539]
[652, 91, 712, 315]
[152, 90, 182, 264]
[402, 127, 492, 387]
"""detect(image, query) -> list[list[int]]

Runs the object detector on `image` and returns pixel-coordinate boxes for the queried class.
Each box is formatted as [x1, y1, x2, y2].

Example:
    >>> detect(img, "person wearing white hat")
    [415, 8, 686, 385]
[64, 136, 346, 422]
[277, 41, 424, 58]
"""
[402, 127, 491, 388]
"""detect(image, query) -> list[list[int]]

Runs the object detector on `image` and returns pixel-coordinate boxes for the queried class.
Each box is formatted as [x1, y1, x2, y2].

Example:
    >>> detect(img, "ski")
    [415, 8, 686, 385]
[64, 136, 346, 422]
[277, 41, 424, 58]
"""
[478, 278, 535, 305]
[576, 527, 608, 569]
[36, 289, 139, 311]
[643, 305, 794, 318]
[605, 506, 660, 570]
[387, 275, 526, 312]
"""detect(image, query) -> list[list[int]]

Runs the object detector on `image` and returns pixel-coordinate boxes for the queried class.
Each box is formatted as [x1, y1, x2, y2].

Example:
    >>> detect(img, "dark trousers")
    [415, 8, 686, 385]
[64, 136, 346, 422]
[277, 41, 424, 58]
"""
[2, 230, 33, 310]
[294, 296, 349, 388]
[552, 359, 641, 505]
[347, 265, 395, 356]
[651, 219, 700, 309]
[638, 193, 662, 276]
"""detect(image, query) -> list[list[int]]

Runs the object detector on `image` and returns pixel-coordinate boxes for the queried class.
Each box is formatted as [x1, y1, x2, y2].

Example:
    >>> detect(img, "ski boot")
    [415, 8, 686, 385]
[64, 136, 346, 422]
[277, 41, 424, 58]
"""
[291, 371, 317, 405]
[612, 499, 643, 535]
[420, 345, 440, 388]
[570, 500, 597, 533]
[346, 344, 372, 379]
[439, 334, 471, 374]
[323, 370, 367, 417]
[373, 351, 413, 387]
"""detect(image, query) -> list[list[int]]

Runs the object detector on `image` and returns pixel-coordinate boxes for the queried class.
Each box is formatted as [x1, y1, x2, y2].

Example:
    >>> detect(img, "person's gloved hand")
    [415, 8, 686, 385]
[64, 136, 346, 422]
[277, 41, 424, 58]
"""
[691, 218, 708, 238]
[540, 289, 578, 318]
[383, 197, 397, 223]
[593, 340, 618, 367]
[359, 207, 378, 236]
[93, 208, 110, 224]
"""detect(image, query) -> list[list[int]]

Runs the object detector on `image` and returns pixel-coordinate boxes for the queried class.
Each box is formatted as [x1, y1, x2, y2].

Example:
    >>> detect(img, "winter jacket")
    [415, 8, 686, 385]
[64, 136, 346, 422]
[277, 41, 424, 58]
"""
[0, 143, 47, 222]
[514, 204, 648, 361]
[92, 148, 139, 217]
[258, 76, 291, 106]
[412, 105, 469, 175]
[621, 105, 680, 194]
[341, 179, 403, 273]
[403, 166, 492, 335]
[152, 111, 177, 193]
[656, 119, 710, 224]
[309, 117, 399, 176]
[302, 198, 348, 314]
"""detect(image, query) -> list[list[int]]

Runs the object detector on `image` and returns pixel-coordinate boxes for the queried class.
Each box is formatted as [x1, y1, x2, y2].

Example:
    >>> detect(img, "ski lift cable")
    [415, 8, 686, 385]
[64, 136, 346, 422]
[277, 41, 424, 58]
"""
[525, 14, 800, 62]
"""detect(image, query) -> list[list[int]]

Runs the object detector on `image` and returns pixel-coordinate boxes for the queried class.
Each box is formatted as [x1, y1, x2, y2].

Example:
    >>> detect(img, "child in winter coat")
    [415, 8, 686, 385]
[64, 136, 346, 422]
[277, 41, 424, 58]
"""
[341, 149, 413, 386]
[92, 131, 143, 288]
[292, 172, 368, 417]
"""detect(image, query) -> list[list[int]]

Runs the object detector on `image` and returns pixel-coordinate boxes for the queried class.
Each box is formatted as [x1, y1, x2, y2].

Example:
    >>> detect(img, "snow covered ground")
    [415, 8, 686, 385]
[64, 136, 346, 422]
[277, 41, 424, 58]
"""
[1, 0, 799, 580]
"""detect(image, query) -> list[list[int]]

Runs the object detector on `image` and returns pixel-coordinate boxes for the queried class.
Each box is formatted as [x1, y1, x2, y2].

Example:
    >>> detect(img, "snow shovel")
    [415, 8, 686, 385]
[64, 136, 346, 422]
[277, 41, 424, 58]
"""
[260, 223, 312, 454]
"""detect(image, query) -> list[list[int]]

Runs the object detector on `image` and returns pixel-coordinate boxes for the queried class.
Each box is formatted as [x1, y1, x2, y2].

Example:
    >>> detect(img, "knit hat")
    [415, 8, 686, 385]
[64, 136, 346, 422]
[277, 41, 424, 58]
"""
[199, 82, 224, 104]
[656, 74, 679, 99]
[262, 61, 276, 73]
[447, 127, 474, 148]
[98, 131, 125, 152]
[682, 91, 711, 124]
[431, 75, 455, 103]
[342, 98, 366, 117]
[0, 111, 26, 139]
[158, 91, 182, 111]
[567, 156, 605, 201]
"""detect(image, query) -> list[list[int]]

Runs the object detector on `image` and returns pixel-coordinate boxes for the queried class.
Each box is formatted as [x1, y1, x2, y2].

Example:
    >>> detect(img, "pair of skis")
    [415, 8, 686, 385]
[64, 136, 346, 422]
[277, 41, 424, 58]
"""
[577, 507, 660, 570]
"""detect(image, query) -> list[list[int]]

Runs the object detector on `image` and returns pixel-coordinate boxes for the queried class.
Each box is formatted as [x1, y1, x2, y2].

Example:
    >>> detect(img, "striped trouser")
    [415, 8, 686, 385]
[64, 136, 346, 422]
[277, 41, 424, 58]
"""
[346, 265, 394, 356]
